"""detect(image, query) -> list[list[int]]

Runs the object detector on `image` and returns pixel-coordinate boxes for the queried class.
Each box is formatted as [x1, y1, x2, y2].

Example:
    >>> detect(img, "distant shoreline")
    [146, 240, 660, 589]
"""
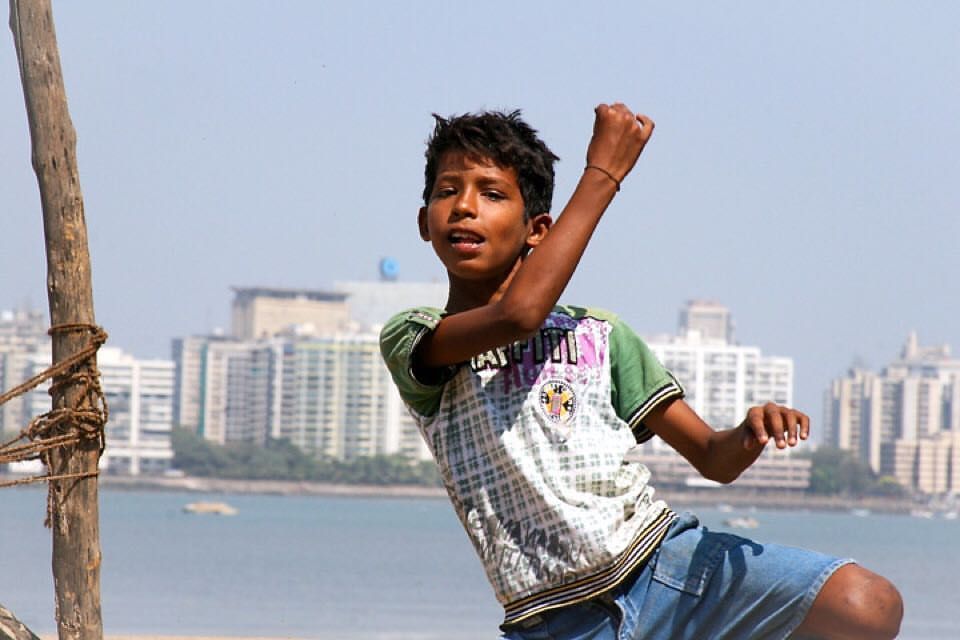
[3, 473, 922, 514]
[94, 475, 922, 514]
[99, 474, 451, 499]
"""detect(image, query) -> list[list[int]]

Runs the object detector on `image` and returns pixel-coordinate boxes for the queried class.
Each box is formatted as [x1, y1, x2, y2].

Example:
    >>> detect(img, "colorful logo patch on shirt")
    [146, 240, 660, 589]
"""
[538, 379, 578, 427]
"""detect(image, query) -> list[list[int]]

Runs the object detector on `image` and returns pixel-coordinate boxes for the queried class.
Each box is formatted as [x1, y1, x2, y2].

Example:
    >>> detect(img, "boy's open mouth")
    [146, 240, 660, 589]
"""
[449, 230, 484, 248]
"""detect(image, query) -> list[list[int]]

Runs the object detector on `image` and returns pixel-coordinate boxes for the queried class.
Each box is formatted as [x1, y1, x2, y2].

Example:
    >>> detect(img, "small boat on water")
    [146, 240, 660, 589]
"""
[183, 501, 238, 516]
[723, 516, 759, 529]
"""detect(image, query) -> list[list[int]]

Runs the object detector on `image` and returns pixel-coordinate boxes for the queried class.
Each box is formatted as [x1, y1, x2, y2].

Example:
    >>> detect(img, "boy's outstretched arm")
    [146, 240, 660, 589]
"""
[645, 398, 810, 484]
[417, 103, 654, 368]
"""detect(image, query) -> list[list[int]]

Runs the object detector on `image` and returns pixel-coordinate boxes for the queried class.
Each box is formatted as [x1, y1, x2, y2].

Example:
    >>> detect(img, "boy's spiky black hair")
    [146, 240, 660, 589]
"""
[422, 110, 559, 220]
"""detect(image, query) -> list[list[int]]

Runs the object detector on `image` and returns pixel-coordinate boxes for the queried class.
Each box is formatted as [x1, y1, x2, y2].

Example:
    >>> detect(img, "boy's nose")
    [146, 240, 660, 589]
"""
[451, 191, 477, 219]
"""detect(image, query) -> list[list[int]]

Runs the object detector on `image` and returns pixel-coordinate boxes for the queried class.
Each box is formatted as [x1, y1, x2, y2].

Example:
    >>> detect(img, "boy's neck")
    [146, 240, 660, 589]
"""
[444, 259, 522, 314]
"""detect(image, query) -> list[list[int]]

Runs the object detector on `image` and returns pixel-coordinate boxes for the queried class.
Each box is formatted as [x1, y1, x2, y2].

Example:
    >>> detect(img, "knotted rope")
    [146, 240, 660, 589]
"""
[0, 324, 108, 499]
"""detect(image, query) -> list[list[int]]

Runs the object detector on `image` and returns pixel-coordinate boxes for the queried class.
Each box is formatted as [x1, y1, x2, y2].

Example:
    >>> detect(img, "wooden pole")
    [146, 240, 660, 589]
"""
[9, 2, 103, 640]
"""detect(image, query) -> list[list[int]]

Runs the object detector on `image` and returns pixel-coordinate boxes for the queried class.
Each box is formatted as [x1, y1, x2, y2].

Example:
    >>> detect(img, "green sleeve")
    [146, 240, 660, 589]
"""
[379, 307, 456, 417]
[608, 315, 684, 443]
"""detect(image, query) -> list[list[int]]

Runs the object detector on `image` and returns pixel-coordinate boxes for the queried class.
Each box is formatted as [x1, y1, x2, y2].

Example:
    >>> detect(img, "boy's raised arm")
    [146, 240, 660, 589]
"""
[417, 104, 655, 368]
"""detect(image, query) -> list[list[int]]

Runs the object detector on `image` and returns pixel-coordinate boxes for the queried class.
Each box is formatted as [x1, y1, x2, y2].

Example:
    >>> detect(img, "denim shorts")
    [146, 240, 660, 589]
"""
[501, 512, 853, 640]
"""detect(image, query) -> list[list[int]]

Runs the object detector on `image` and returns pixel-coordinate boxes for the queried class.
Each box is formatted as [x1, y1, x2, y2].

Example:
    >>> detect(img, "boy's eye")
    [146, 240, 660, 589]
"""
[483, 191, 505, 201]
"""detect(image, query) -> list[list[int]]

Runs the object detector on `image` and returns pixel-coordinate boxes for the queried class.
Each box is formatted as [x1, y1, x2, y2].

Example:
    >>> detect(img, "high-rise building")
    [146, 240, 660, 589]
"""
[174, 278, 444, 461]
[824, 369, 903, 472]
[231, 286, 350, 340]
[0, 309, 47, 435]
[824, 333, 960, 494]
[229, 280, 447, 337]
[21, 346, 175, 475]
[646, 303, 793, 431]
[173, 330, 429, 461]
[629, 303, 805, 490]
[880, 432, 960, 495]
[272, 333, 427, 460]
[678, 299, 735, 345]
[172, 336, 277, 445]
[182, 293, 800, 478]
[171, 335, 213, 434]
[0, 308, 45, 348]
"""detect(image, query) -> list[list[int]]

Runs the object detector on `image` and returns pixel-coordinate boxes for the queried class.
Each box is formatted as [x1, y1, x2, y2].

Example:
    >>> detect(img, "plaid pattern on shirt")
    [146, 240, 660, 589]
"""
[380, 305, 684, 625]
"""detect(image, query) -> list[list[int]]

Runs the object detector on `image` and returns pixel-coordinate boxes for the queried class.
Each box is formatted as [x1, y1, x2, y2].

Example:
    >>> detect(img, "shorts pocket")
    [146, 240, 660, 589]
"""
[651, 527, 735, 597]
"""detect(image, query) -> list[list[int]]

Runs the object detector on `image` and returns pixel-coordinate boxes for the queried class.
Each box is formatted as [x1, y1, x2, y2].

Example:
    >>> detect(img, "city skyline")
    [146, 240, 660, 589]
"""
[6, 290, 958, 495]
[2, 290, 953, 443]
[3, 3, 958, 426]
[825, 330, 960, 494]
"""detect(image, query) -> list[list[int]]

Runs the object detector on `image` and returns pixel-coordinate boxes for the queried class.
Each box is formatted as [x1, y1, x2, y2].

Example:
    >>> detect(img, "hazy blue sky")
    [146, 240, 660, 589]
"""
[2, 2, 958, 423]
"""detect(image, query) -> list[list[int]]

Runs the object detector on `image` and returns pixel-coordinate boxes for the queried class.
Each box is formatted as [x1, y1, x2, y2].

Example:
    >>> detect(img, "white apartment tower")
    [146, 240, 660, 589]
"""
[629, 302, 805, 489]
[171, 335, 208, 433]
[173, 331, 429, 461]
[0, 309, 47, 435]
[172, 336, 277, 445]
[824, 370, 902, 473]
[22, 347, 175, 475]
[173, 278, 443, 461]
[824, 332, 960, 493]
[647, 302, 793, 431]
[272, 333, 427, 461]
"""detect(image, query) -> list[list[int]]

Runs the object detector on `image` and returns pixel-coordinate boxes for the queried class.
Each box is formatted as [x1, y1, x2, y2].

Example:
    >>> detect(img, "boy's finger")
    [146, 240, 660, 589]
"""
[798, 411, 811, 440]
[783, 408, 810, 445]
[744, 407, 768, 447]
[764, 403, 787, 449]
[635, 114, 655, 140]
[783, 409, 799, 446]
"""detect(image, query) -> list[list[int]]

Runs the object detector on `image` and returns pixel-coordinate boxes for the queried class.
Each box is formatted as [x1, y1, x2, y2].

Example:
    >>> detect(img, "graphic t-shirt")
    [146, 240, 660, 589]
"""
[380, 305, 684, 624]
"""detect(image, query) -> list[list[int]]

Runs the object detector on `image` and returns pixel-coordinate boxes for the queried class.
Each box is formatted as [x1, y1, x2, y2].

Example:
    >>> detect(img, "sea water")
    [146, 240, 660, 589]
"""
[0, 487, 956, 639]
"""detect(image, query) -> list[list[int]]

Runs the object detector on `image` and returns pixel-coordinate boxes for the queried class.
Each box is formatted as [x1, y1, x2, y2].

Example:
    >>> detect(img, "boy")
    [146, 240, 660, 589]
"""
[380, 104, 902, 639]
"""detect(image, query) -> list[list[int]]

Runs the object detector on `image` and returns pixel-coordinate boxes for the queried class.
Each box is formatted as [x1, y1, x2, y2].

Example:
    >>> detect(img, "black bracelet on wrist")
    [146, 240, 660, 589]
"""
[584, 165, 621, 191]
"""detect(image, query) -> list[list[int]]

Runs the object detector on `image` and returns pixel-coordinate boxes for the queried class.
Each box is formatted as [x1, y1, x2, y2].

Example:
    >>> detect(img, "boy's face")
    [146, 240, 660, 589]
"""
[419, 152, 549, 286]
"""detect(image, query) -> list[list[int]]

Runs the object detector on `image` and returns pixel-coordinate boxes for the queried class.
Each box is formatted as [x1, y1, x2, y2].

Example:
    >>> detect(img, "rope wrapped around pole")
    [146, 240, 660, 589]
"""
[0, 324, 108, 503]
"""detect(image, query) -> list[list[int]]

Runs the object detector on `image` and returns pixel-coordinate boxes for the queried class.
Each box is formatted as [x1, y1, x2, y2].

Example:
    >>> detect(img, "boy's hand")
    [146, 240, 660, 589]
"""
[739, 403, 810, 451]
[585, 103, 655, 185]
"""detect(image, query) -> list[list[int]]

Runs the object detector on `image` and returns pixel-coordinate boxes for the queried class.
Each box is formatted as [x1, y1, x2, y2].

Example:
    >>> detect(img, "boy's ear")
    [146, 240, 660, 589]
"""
[418, 207, 430, 242]
[525, 213, 553, 249]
